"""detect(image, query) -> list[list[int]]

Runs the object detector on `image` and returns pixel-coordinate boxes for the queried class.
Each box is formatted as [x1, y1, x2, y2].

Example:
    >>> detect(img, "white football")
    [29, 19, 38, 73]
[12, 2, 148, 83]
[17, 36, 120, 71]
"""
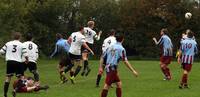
[185, 12, 192, 19]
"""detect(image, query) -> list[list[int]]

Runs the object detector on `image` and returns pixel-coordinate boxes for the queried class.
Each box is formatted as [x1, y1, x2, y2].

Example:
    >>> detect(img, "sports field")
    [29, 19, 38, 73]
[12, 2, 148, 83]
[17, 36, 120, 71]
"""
[0, 59, 199, 97]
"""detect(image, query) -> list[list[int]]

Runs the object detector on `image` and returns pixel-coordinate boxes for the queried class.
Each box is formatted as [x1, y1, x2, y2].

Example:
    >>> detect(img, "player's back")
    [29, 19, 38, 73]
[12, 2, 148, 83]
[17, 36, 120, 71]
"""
[69, 32, 85, 55]
[4, 40, 23, 62]
[161, 35, 173, 48]
[102, 36, 116, 53]
[84, 27, 96, 44]
[105, 42, 126, 67]
[22, 41, 38, 63]
[56, 39, 70, 53]
[181, 38, 197, 56]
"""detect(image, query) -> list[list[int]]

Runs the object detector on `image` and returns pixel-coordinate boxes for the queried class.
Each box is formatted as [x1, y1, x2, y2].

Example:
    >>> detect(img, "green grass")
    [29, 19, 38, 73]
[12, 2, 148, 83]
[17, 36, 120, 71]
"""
[0, 59, 200, 97]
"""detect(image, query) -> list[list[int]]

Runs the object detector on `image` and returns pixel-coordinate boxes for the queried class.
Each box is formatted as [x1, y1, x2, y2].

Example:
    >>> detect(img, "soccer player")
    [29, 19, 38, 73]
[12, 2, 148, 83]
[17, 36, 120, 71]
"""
[13, 77, 49, 93]
[22, 33, 39, 83]
[50, 33, 72, 83]
[100, 34, 138, 97]
[96, 29, 117, 87]
[81, 20, 102, 76]
[153, 28, 173, 80]
[0, 32, 24, 97]
[177, 30, 198, 89]
[68, 26, 94, 84]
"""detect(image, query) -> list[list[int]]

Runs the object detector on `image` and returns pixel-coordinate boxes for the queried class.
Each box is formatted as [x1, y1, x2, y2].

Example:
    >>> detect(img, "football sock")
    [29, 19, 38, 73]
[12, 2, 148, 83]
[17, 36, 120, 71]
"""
[32, 71, 39, 82]
[96, 74, 102, 86]
[74, 66, 82, 77]
[181, 74, 188, 85]
[64, 64, 74, 73]
[116, 88, 122, 97]
[4, 82, 10, 97]
[101, 89, 108, 97]
[165, 67, 171, 79]
[70, 71, 74, 77]
[161, 67, 167, 77]
[83, 60, 88, 72]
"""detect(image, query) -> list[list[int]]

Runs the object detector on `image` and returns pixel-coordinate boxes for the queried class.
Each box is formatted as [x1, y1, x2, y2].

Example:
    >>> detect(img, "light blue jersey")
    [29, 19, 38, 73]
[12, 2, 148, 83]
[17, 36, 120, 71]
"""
[158, 35, 173, 56]
[50, 38, 70, 57]
[103, 42, 127, 72]
[180, 38, 198, 64]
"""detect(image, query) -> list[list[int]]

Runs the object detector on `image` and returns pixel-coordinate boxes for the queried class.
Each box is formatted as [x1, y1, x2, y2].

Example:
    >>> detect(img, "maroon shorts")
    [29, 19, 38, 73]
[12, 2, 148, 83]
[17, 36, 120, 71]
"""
[160, 56, 172, 65]
[105, 70, 120, 86]
[182, 63, 192, 72]
[16, 87, 28, 93]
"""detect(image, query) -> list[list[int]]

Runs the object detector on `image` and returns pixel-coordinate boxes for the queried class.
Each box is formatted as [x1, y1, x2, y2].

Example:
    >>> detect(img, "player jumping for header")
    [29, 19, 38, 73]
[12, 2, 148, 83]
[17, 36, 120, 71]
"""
[153, 28, 173, 80]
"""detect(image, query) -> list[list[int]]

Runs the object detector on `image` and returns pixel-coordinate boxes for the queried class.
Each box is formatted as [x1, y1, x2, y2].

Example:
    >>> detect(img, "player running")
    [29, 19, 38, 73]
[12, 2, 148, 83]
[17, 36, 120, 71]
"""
[96, 29, 116, 87]
[50, 33, 72, 83]
[0, 32, 24, 97]
[22, 33, 40, 83]
[81, 20, 102, 76]
[100, 34, 138, 97]
[177, 30, 198, 89]
[153, 28, 173, 80]
[68, 26, 94, 84]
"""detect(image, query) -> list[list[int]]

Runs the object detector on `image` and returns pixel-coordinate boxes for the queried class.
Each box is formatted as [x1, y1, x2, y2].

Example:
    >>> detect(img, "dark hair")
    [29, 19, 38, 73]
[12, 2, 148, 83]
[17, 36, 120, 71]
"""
[161, 28, 168, 34]
[109, 29, 116, 36]
[27, 77, 34, 80]
[56, 33, 63, 40]
[12, 32, 21, 40]
[187, 30, 194, 38]
[26, 33, 33, 41]
[116, 33, 124, 42]
[79, 26, 84, 31]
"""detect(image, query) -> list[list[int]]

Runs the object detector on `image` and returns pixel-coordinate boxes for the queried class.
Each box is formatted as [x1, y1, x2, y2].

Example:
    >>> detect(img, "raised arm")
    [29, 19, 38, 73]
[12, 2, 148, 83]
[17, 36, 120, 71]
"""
[0, 44, 7, 55]
[94, 31, 102, 41]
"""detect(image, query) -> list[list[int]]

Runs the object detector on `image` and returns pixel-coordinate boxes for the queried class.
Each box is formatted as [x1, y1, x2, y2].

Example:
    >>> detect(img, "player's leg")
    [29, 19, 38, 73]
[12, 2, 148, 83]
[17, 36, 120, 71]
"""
[115, 81, 122, 97]
[29, 62, 40, 82]
[57, 59, 68, 83]
[74, 60, 83, 77]
[160, 56, 171, 80]
[4, 61, 15, 97]
[179, 64, 192, 89]
[101, 71, 113, 97]
[81, 52, 89, 76]
[13, 62, 24, 97]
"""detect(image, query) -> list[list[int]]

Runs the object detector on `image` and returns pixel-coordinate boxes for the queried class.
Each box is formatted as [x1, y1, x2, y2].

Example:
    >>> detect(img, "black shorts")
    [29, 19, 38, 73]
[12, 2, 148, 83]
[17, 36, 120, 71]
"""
[23, 62, 37, 72]
[81, 42, 93, 53]
[6, 61, 24, 76]
[59, 54, 72, 67]
[69, 53, 82, 60]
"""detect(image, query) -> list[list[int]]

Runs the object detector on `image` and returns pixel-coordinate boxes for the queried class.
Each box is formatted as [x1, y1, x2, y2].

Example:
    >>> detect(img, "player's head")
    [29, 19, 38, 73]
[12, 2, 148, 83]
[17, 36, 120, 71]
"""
[160, 28, 168, 35]
[87, 21, 95, 29]
[109, 29, 116, 36]
[12, 32, 21, 40]
[26, 33, 33, 41]
[56, 33, 63, 40]
[187, 30, 194, 38]
[79, 26, 84, 34]
[27, 77, 34, 87]
[116, 33, 124, 43]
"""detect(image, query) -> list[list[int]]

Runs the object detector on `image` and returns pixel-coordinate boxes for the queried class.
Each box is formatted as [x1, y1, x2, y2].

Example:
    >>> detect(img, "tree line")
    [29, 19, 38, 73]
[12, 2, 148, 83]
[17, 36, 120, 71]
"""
[0, 0, 199, 58]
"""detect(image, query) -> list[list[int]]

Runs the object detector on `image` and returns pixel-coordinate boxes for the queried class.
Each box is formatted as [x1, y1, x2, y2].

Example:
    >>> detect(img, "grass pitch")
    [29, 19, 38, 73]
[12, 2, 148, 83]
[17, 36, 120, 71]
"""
[0, 59, 200, 97]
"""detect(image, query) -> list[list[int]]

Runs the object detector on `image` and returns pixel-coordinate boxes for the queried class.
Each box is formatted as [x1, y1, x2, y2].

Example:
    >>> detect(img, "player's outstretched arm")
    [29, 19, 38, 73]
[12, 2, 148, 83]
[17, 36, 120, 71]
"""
[0, 45, 6, 55]
[83, 42, 94, 55]
[95, 31, 102, 41]
[99, 56, 104, 73]
[153, 37, 159, 45]
[123, 60, 138, 77]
